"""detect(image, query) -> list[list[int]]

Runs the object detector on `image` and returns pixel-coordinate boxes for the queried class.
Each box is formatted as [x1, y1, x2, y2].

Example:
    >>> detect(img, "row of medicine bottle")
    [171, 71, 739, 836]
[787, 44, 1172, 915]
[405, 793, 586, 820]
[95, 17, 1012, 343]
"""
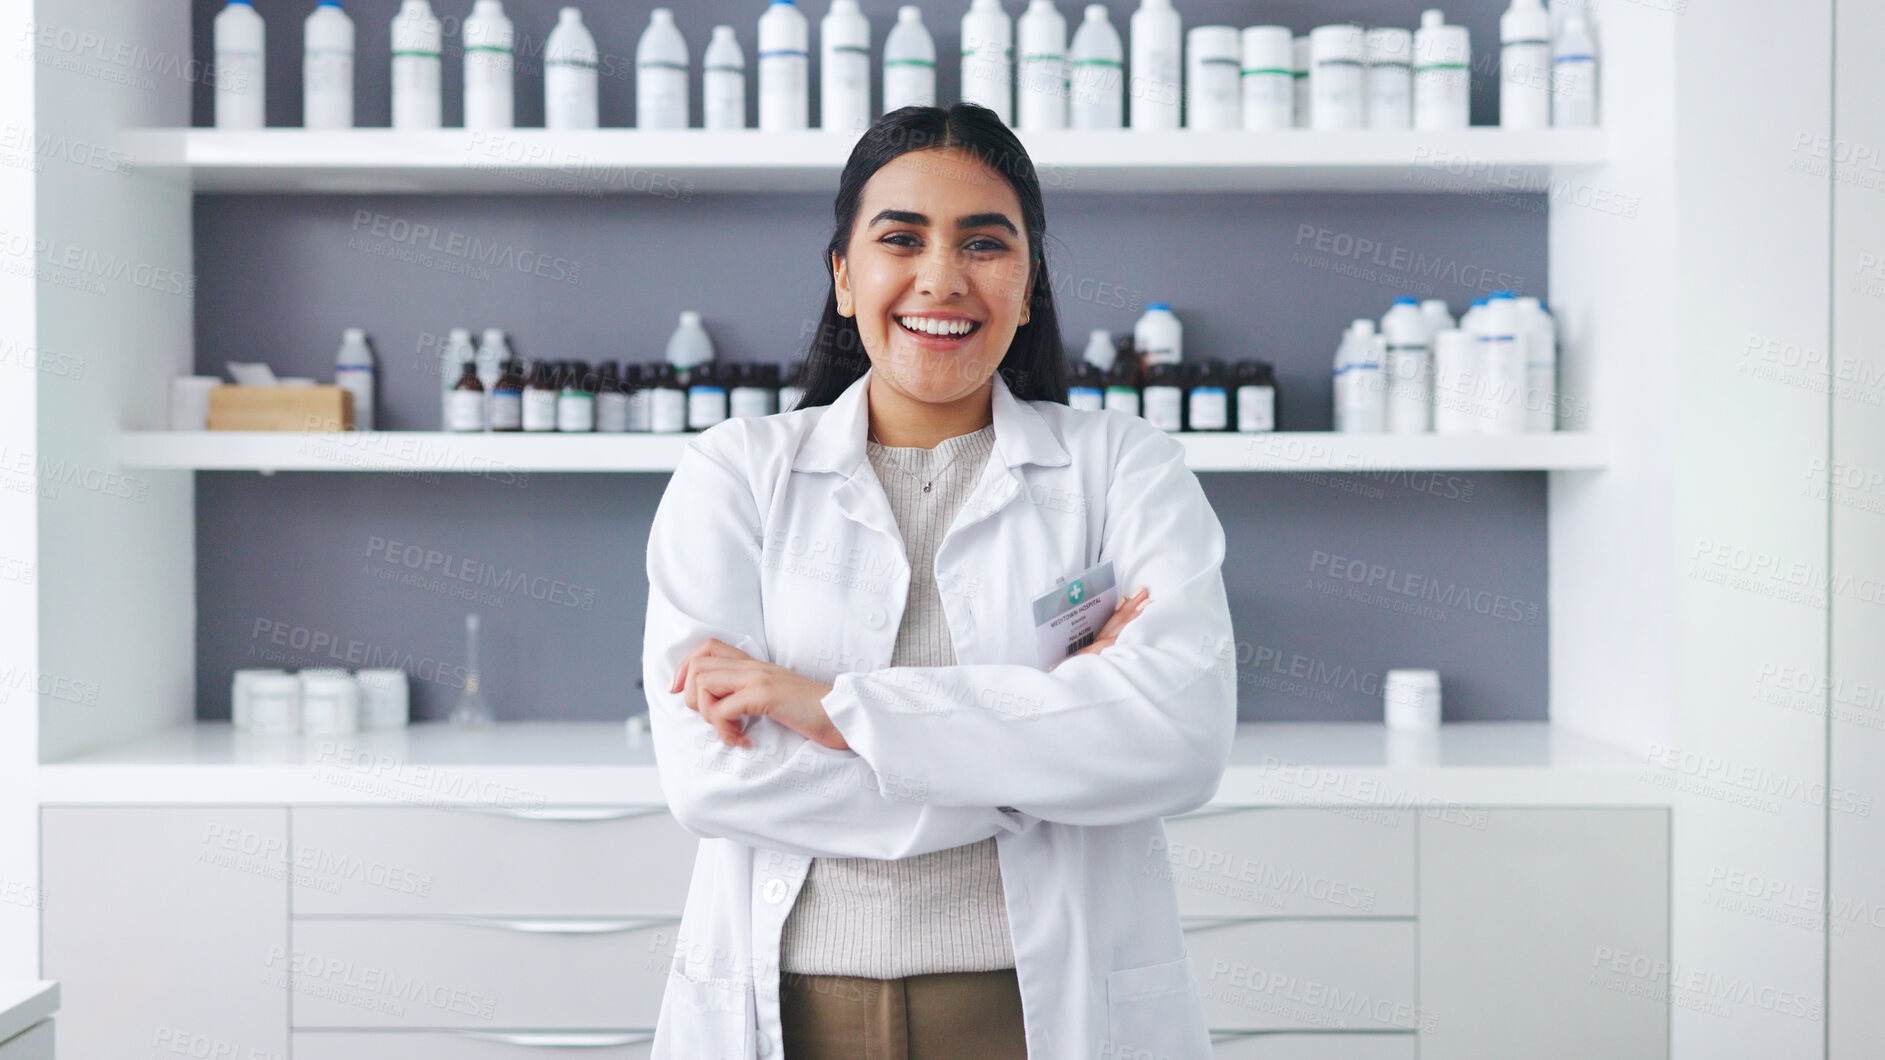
[1333, 294, 1561, 435]
[213, 0, 1596, 132]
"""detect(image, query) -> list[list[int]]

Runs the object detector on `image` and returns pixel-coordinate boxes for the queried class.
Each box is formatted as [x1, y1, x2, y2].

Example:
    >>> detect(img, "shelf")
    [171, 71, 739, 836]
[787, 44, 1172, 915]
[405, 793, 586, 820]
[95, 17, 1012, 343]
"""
[38, 721, 1665, 807]
[121, 127, 1607, 195]
[118, 429, 1608, 473]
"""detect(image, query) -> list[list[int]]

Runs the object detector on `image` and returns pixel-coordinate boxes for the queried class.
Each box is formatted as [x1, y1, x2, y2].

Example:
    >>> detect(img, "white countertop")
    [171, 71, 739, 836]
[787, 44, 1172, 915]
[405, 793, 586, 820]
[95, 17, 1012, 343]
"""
[0, 981, 57, 1045]
[37, 721, 1666, 808]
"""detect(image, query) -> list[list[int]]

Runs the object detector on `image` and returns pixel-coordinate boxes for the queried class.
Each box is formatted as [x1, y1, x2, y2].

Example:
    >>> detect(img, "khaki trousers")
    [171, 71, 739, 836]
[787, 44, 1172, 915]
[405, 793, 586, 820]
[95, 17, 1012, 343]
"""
[778, 968, 1028, 1060]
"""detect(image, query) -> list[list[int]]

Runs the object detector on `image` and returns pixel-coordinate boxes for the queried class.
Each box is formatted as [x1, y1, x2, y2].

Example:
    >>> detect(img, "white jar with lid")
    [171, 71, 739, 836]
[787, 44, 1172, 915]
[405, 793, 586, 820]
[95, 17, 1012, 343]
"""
[1384, 669, 1442, 730]
[300, 670, 361, 735]
[1184, 26, 1241, 131]
[246, 673, 302, 734]
[356, 669, 411, 729]
[1309, 24, 1365, 130]
[231, 669, 289, 731]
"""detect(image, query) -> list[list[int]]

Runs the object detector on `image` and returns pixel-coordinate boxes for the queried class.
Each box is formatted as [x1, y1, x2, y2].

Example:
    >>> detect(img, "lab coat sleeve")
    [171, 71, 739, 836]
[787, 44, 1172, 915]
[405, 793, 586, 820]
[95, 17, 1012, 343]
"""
[643, 430, 1024, 859]
[820, 424, 1238, 826]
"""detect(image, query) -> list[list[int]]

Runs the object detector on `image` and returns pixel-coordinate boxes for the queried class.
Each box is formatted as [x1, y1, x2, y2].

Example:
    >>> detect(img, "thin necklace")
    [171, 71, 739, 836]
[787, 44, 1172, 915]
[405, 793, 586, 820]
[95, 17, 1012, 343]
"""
[868, 424, 985, 494]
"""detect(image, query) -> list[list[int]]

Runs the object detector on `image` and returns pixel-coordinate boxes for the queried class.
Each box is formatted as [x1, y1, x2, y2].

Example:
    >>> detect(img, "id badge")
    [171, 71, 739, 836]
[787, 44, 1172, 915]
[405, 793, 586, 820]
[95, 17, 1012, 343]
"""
[1031, 560, 1119, 669]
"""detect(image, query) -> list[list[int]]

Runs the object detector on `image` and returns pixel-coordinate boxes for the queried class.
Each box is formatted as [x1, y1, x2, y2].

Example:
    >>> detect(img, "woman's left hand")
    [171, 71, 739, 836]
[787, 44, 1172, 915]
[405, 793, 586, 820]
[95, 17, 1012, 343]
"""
[670, 638, 845, 751]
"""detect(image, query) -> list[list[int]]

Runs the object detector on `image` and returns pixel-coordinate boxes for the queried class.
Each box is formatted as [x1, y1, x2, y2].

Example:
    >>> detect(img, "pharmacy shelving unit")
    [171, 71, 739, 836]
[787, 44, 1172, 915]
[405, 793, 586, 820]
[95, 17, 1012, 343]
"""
[7, 2, 1844, 1059]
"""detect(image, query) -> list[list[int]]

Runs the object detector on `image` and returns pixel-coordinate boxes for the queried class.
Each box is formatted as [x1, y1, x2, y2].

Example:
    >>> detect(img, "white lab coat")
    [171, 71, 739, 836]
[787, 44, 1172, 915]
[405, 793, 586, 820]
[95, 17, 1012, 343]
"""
[643, 366, 1237, 1059]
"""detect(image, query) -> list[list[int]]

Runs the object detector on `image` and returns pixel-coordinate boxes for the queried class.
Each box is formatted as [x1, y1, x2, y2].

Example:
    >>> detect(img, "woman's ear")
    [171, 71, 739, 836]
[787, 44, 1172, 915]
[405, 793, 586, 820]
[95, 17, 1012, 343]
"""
[1020, 258, 1037, 325]
[832, 252, 854, 318]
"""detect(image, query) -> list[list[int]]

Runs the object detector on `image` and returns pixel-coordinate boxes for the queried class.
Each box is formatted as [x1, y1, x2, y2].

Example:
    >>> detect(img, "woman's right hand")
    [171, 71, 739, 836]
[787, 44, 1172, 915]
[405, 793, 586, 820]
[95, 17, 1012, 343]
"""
[1057, 586, 1149, 668]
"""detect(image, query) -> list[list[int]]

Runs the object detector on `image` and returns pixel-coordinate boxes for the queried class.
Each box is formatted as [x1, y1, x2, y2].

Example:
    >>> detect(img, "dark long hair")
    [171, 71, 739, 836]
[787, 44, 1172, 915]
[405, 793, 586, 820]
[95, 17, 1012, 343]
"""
[793, 103, 1068, 408]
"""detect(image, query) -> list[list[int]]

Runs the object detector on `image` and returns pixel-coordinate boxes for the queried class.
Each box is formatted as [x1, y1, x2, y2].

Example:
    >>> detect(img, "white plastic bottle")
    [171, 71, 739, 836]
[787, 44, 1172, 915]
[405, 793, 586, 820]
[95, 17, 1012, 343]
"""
[704, 26, 747, 130]
[821, 0, 872, 133]
[1413, 9, 1470, 130]
[1128, 0, 1181, 130]
[304, 1, 354, 129]
[1082, 327, 1117, 372]
[476, 328, 509, 393]
[1382, 297, 1432, 433]
[1134, 303, 1182, 366]
[1016, 0, 1068, 131]
[390, 0, 442, 129]
[1291, 36, 1311, 127]
[1517, 295, 1558, 431]
[1332, 319, 1385, 433]
[962, 0, 1014, 124]
[1239, 27, 1292, 131]
[1185, 26, 1240, 131]
[1068, 4, 1123, 130]
[214, 1, 266, 129]
[545, 8, 599, 130]
[1553, 14, 1599, 128]
[667, 311, 715, 371]
[463, 0, 515, 130]
[1431, 327, 1475, 434]
[636, 9, 689, 129]
[883, 6, 937, 111]
[335, 328, 375, 430]
[1420, 298, 1455, 336]
[1478, 292, 1526, 434]
[758, 0, 809, 130]
[1309, 23, 1365, 130]
[1364, 27, 1412, 130]
[1500, 0, 1551, 129]
[442, 328, 476, 425]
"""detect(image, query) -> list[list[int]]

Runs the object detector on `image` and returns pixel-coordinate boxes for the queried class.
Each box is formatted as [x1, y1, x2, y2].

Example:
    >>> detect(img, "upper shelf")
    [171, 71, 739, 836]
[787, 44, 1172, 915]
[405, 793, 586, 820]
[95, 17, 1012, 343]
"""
[121, 127, 1608, 195]
[118, 429, 1608, 473]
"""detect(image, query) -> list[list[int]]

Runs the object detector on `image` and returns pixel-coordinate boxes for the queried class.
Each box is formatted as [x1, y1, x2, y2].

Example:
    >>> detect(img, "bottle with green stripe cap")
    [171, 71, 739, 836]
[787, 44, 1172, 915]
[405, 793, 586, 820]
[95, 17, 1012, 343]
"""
[1500, 0, 1551, 129]
[1413, 8, 1469, 130]
[1017, 0, 1068, 131]
[1069, 4, 1122, 130]
[463, 0, 514, 130]
[820, 0, 872, 134]
[637, 8, 689, 130]
[390, 0, 441, 129]
[883, 6, 936, 111]
[961, 0, 1014, 124]
[1238, 26, 1291, 131]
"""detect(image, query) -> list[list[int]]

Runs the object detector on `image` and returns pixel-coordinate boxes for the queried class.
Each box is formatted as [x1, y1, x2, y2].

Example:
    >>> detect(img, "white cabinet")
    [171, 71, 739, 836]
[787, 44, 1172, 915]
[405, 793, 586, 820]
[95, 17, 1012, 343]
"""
[293, 1030, 655, 1059]
[1210, 1032, 1415, 1059]
[1419, 808, 1669, 1059]
[40, 807, 290, 1060]
[1185, 920, 1419, 1033]
[1163, 808, 1416, 917]
[0, 1021, 53, 1060]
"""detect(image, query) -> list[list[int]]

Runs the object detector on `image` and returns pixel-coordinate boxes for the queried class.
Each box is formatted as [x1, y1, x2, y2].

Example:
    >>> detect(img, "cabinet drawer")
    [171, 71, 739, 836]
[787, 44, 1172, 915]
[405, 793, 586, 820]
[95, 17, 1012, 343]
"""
[0, 1021, 53, 1060]
[1211, 1031, 1415, 1059]
[290, 917, 676, 1029]
[294, 1030, 654, 1059]
[1161, 808, 1415, 917]
[291, 806, 695, 916]
[1185, 920, 1418, 1032]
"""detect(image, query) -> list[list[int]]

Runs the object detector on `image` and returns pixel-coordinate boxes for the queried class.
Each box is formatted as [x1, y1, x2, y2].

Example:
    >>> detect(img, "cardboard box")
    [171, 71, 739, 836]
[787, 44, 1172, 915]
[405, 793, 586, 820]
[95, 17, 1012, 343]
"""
[207, 385, 355, 431]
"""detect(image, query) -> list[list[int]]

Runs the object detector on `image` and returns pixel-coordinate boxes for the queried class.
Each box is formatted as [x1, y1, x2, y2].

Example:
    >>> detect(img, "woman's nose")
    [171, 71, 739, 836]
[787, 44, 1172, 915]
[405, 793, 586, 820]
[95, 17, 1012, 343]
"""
[914, 243, 971, 299]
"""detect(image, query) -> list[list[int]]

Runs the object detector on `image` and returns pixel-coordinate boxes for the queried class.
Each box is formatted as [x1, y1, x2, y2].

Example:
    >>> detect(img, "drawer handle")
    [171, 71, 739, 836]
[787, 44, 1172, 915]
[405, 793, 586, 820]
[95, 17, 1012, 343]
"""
[448, 915, 682, 934]
[1179, 916, 1260, 934]
[461, 806, 672, 822]
[450, 1031, 657, 1048]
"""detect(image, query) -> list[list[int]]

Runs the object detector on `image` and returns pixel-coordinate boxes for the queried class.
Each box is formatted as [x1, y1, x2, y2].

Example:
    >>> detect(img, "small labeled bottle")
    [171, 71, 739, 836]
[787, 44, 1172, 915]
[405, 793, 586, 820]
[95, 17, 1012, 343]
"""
[390, 0, 442, 129]
[557, 360, 596, 432]
[1500, 0, 1551, 129]
[1383, 296, 1434, 434]
[1364, 27, 1413, 129]
[648, 364, 689, 432]
[1134, 302, 1182, 366]
[1141, 362, 1186, 432]
[1187, 360, 1230, 432]
[624, 363, 653, 430]
[489, 359, 524, 431]
[1414, 9, 1470, 130]
[522, 361, 560, 432]
[1517, 296, 1558, 431]
[1234, 360, 1277, 433]
[1068, 5, 1123, 130]
[1478, 292, 1527, 434]
[545, 7, 600, 130]
[703, 25, 746, 130]
[445, 360, 486, 432]
[1239, 26, 1292, 131]
[1309, 23, 1365, 130]
[687, 362, 729, 430]
[778, 359, 807, 413]
[334, 327, 376, 431]
[1016, 0, 1068, 131]
[1553, 14, 1599, 128]
[637, 8, 689, 129]
[303, 0, 355, 129]
[214, 0, 267, 129]
[961, 0, 1014, 125]
[730, 363, 779, 418]
[757, 0, 809, 131]
[463, 0, 515, 130]
[820, 0, 872, 134]
[882, 6, 936, 111]
[1067, 360, 1104, 411]
[1103, 359, 1141, 417]
[1333, 319, 1386, 432]
[595, 362, 630, 432]
[1185, 26, 1241, 131]
[1128, 0, 1181, 130]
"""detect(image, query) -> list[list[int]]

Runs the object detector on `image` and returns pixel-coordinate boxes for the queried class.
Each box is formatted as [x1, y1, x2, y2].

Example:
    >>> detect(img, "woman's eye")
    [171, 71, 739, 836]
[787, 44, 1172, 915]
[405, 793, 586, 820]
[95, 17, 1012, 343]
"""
[966, 237, 1008, 253]
[880, 233, 920, 248]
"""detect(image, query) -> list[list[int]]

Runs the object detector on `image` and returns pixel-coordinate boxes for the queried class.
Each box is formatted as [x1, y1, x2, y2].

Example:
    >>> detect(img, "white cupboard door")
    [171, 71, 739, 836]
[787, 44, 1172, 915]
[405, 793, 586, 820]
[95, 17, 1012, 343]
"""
[1184, 919, 1419, 1032]
[1162, 808, 1416, 917]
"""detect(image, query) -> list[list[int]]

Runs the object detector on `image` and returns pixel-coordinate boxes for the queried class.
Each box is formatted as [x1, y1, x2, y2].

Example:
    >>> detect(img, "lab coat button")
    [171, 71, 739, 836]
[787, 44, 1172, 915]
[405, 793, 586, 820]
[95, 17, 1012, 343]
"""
[762, 878, 789, 904]
[866, 605, 887, 629]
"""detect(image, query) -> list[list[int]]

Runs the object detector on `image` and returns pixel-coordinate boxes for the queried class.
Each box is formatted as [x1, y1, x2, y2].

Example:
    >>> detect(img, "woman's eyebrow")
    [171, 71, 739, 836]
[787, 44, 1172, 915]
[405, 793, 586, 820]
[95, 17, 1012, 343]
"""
[866, 208, 1019, 236]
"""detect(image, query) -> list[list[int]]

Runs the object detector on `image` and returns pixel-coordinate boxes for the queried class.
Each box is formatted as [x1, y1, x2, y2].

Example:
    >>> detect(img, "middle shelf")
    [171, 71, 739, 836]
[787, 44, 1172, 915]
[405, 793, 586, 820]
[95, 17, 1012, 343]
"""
[120, 429, 1609, 473]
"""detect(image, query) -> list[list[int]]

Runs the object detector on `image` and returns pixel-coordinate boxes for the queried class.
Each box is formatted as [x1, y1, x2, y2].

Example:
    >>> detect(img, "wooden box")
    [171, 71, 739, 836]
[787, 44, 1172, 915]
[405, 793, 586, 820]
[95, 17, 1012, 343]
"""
[207, 385, 354, 431]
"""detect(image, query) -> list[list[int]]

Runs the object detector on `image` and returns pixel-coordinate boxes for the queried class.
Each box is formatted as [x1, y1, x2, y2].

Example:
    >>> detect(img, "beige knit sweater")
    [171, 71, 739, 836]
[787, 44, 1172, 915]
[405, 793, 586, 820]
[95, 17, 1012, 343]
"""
[777, 421, 1016, 977]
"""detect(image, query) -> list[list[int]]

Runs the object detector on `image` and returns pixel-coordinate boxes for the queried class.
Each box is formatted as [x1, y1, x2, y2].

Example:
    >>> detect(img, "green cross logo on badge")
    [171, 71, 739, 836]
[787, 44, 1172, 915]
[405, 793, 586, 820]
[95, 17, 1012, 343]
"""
[1067, 580, 1084, 605]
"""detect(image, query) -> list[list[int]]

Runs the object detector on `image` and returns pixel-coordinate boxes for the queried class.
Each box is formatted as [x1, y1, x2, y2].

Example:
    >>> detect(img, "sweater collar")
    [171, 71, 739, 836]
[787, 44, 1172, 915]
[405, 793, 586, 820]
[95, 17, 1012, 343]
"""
[791, 366, 1070, 475]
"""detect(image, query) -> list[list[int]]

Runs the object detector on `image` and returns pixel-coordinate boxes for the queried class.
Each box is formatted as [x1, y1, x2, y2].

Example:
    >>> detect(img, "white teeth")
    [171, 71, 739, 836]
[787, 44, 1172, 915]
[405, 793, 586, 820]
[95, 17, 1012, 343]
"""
[898, 315, 976, 337]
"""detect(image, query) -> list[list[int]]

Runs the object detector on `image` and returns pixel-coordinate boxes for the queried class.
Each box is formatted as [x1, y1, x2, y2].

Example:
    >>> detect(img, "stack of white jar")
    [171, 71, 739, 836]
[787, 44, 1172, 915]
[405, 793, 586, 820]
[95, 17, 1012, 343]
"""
[233, 667, 409, 735]
[212, 0, 1598, 133]
[1333, 293, 1559, 435]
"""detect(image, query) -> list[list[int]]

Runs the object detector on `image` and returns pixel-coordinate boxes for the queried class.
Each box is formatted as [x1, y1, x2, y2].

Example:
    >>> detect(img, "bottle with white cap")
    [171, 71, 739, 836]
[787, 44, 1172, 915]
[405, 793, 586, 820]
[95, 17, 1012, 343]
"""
[1185, 26, 1240, 131]
[821, 0, 872, 134]
[1291, 36, 1311, 127]
[441, 328, 476, 426]
[1128, 0, 1181, 129]
[1082, 328, 1117, 373]
[1553, 14, 1599, 128]
[1413, 9, 1470, 129]
[475, 327, 509, 397]
[1068, 5, 1123, 130]
[390, 0, 442, 129]
[1421, 298, 1456, 336]
[334, 327, 375, 431]
[1364, 27, 1412, 129]
[1478, 291, 1526, 433]
[1500, 0, 1551, 128]
[544, 8, 598, 129]
[1016, 0, 1068, 131]
[1309, 23, 1365, 130]
[1239, 27, 1292, 131]
[758, 0, 809, 130]
[463, 0, 514, 130]
[961, 0, 1014, 124]
[304, 1, 354, 129]
[214, 0, 266, 129]
[666, 311, 715, 371]
[1134, 302, 1182, 366]
[704, 26, 746, 130]
[883, 6, 936, 111]
[1516, 295, 1557, 431]
[637, 9, 689, 129]
[1431, 326, 1476, 434]
[1384, 669, 1442, 730]
[1382, 297, 1432, 433]
[1332, 319, 1385, 432]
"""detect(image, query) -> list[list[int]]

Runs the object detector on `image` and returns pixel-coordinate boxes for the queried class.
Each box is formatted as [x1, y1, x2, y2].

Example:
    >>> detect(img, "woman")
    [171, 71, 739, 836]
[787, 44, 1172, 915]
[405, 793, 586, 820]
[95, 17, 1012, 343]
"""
[644, 104, 1236, 1060]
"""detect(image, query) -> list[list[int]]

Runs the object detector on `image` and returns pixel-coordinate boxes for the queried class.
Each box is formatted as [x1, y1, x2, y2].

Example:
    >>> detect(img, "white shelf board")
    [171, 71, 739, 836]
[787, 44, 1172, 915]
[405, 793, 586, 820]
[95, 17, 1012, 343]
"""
[121, 127, 1607, 195]
[117, 429, 1607, 473]
[37, 721, 1666, 808]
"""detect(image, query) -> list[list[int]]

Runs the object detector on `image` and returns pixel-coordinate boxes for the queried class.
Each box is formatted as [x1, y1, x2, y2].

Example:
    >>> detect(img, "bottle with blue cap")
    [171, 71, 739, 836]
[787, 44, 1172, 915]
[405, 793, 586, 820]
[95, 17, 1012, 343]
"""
[214, 0, 266, 129]
[1133, 302, 1182, 368]
[304, 1, 354, 129]
[758, 0, 809, 130]
[1478, 291, 1527, 434]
